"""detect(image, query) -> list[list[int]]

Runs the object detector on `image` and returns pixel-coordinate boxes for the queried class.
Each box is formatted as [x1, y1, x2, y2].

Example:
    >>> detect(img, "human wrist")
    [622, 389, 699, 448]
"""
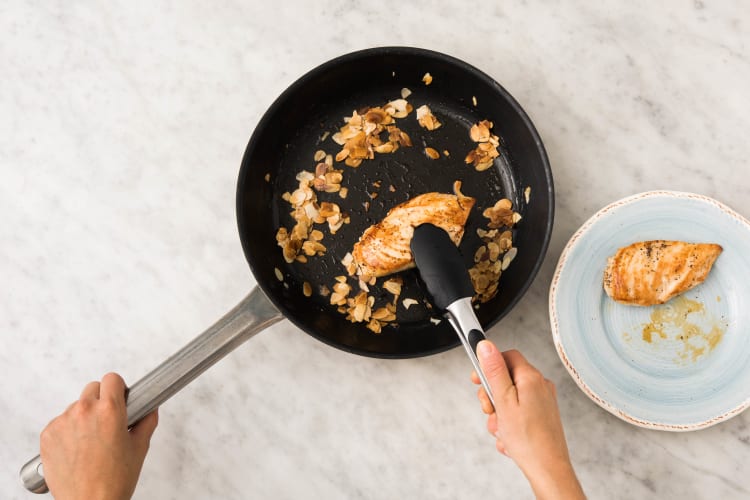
[521, 457, 584, 500]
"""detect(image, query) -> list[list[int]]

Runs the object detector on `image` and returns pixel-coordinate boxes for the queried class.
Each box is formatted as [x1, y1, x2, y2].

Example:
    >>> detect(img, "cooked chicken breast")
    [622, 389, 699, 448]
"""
[603, 240, 722, 306]
[353, 181, 475, 278]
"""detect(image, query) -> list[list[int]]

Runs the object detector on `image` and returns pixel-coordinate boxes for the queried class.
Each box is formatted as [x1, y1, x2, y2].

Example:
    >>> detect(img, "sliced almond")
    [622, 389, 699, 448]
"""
[402, 298, 419, 310]
[383, 278, 403, 296]
[366, 319, 382, 333]
[501, 247, 517, 271]
[424, 147, 440, 160]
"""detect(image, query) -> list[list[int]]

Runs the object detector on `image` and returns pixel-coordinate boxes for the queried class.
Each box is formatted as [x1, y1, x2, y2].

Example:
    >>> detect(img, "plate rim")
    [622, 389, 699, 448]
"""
[549, 190, 750, 431]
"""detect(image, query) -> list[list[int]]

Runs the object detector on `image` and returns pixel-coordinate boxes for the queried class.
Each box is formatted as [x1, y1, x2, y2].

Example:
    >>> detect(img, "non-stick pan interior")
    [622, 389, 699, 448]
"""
[237, 47, 553, 358]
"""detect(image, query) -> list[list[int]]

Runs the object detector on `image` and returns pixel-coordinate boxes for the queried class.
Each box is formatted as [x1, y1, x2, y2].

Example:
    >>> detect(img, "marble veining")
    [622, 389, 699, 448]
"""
[2, 1, 749, 499]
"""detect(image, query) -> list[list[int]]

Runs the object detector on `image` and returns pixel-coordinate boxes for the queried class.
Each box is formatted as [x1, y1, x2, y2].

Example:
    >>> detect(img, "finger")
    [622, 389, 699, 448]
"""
[495, 440, 509, 457]
[477, 387, 493, 414]
[130, 409, 159, 456]
[470, 370, 481, 385]
[476, 341, 515, 403]
[501, 349, 532, 378]
[99, 372, 127, 405]
[486, 413, 498, 436]
[80, 381, 101, 401]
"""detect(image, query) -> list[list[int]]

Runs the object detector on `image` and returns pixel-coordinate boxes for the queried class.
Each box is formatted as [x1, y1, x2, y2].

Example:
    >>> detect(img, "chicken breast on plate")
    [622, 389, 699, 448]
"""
[603, 240, 722, 306]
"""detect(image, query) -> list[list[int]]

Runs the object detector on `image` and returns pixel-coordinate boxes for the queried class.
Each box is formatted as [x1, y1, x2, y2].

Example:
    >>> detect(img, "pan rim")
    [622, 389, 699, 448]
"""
[236, 46, 554, 358]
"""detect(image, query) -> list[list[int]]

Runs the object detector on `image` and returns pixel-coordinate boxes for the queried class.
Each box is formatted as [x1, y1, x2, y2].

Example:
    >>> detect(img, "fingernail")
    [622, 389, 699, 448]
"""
[477, 340, 494, 358]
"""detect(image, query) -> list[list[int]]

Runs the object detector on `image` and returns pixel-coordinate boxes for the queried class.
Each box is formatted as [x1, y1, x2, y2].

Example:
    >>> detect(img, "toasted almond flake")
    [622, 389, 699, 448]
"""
[295, 255, 308, 263]
[474, 246, 487, 263]
[296, 170, 314, 183]
[401, 87, 412, 99]
[274, 268, 283, 281]
[339, 187, 349, 199]
[472, 96, 477, 106]
[389, 184, 396, 192]
[494, 199, 512, 210]
[502, 247, 518, 271]
[416, 105, 442, 130]
[358, 279, 370, 292]
[345, 157, 363, 168]
[402, 298, 419, 309]
[512, 212, 522, 224]
[424, 147, 440, 160]
[475, 160, 494, 171]
[487, 242, 501, 261]
[422, 72, 433, 85]
[430, 317, 441, 325]
[310, 229, 324, 241]
[330, 292, 347, 306]
[333, 280, 351, 293]
[303, 282, 312, 297]
[383, 278, 403, 296]
[366, 319, 382, 333]
[335, 148, 350, 162]
[470, 122, 491, 142]
[320, 131, 330, 142]
[332, 132, 345, 145]
[353, 303, 367, 322]
[319, 285, 331, 297]
[443, 150, 450, 157]
[371, 307, 392, 320]
[341, 253, 353, 267]
[264, 173, 271, 182]
[314, 150, 326, 162]
[302, 240, 326, 256]
[524, 186, 531, 204]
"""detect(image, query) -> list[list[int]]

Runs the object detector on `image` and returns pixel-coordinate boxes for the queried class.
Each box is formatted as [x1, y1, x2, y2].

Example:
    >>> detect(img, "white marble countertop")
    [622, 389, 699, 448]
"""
[2, 1, 749, 499]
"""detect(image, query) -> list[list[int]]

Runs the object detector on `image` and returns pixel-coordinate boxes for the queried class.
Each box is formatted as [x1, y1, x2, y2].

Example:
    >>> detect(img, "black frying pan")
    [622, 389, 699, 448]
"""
[21, 46, 553, 493]
[238, 46, 553, 357]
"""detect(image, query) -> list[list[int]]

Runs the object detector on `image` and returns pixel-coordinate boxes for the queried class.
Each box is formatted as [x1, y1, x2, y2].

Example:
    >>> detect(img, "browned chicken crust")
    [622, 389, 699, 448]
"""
[352, 182, 475, 279]
[603, 240, 722, 306]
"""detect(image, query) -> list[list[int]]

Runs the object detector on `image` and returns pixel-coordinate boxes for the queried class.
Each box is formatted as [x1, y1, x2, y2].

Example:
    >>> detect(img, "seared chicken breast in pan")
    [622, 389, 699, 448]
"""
[603, 240, 722, 306]
[353, 181, 475, 278]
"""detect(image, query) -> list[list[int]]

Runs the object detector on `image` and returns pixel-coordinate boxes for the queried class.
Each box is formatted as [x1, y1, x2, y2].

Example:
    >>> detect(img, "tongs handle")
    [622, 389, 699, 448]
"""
[446, 298, 496, 409]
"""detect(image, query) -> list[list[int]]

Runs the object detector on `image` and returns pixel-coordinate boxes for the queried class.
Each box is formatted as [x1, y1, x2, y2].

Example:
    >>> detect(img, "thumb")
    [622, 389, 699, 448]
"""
[476, 340, 515, 404]
[130, 409, 159, 458]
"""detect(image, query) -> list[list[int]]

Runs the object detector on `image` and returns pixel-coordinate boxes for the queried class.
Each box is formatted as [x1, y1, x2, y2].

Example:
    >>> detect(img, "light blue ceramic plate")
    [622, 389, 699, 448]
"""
[550, 191, 750, 431]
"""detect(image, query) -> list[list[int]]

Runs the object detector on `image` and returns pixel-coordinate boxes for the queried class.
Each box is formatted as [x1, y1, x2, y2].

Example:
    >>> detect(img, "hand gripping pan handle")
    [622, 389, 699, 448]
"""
[410, 223, 495, 409]
[21, 287, 283, 493]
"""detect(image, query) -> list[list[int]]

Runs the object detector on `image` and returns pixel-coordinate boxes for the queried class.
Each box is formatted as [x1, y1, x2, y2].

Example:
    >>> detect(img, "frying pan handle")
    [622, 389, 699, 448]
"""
[20, 286, 283, 494]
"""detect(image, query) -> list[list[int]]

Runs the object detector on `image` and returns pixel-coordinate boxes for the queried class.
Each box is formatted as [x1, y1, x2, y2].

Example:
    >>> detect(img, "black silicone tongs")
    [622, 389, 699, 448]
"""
[410, 223, 496, 409]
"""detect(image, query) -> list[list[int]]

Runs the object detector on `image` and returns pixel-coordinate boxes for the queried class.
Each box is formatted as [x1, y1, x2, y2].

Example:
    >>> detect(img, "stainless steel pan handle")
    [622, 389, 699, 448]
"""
[21, 286, 283, 493]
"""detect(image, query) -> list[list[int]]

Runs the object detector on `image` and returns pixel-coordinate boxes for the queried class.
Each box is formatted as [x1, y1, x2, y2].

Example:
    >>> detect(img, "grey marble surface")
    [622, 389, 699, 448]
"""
[2, 1, 749, 499]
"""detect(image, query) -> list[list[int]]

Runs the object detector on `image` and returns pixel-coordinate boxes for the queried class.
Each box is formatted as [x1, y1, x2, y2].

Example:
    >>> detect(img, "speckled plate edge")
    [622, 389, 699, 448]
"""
[549, 190, 750, 431]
